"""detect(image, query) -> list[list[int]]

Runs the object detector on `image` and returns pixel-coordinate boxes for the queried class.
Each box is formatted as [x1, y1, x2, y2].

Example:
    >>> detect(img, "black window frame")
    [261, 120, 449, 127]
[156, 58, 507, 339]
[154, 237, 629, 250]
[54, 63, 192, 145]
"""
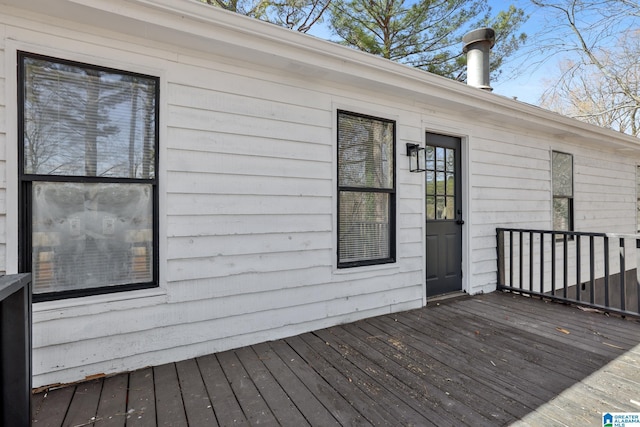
[18, 51, 160, 302]
[636, 165, 640, 233]
[552, 150, 574, 233]
[337, 110, 396, 268]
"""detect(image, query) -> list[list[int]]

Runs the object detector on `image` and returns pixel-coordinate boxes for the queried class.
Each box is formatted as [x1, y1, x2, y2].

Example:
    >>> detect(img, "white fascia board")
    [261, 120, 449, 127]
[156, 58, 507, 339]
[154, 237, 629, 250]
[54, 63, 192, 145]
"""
[3, 0, 640, 152]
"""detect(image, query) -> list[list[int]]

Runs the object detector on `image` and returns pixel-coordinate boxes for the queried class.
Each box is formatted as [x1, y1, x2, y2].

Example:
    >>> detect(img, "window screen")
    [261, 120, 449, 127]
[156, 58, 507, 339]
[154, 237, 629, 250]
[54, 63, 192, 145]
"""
[19, 52, 159, 301]
[337, 111, 395, 267]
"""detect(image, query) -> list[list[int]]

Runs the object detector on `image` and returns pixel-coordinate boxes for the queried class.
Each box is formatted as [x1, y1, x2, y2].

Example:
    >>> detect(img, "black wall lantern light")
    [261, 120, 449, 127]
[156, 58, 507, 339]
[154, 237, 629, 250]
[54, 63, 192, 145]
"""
[406, 143, 426, 172]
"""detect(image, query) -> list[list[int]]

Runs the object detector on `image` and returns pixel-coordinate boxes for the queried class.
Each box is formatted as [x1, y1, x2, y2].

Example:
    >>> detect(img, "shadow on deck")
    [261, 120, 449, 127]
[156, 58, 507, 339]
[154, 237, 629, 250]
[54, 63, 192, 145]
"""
[31, 292, 640, 426]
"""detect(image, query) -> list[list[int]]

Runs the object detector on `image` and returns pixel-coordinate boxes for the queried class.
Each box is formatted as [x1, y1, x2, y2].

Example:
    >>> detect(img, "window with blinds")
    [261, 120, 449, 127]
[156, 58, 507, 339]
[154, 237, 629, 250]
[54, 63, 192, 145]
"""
[337, 111, 395, 267]
[19, 52, 159, 301]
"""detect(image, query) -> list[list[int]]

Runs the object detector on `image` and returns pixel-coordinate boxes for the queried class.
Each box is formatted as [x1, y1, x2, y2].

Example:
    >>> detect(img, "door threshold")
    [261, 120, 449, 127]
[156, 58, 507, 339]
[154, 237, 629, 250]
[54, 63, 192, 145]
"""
[427, 291, 468, 305]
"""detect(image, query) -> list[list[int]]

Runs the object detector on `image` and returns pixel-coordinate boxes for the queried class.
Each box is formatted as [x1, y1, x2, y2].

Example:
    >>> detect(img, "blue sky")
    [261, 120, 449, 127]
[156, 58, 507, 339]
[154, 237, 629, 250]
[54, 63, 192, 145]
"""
[307, 0, 564, 105]
[488, 0, 553, 104]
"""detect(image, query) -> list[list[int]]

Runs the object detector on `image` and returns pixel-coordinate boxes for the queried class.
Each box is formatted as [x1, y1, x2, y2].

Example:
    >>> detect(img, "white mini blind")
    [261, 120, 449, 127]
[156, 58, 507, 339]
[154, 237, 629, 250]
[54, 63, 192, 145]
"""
[23, 57, 156, 178]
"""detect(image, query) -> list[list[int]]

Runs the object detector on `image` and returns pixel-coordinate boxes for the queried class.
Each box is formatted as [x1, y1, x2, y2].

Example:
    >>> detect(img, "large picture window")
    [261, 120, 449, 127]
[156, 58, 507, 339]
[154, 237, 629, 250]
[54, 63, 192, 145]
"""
[337, 111, 395, 267]
[19, 52, 159, 301]
[552, 151, 573, 232]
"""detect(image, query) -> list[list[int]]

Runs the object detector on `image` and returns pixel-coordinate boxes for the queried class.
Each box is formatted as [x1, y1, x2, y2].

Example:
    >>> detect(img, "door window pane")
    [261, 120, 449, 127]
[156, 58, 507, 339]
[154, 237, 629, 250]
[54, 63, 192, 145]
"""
[446, 172, 455, 196]
[426, 171, 435, 196]
[427, 143, 457, 221]
[426, 146, 435, 170]
[436, 147, 445, 171]
[445, 196, 455, 219]
[446, 149, 455, 172]
[436, 172, 446, 195]
[426, 196, 435, 220]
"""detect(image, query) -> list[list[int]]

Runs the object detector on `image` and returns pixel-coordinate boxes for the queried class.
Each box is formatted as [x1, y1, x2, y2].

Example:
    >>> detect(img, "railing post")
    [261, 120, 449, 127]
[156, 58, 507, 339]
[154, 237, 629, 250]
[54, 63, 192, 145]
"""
[497, 229, 505, 287]
[0, 273, 32, 427]
[589, 236, 595, 304]
[576, 234, 581, 302]
[637, 238, 640, 313]
[551, 231, 556, 295]
[604, 236, 610, 307]
[540, 232, 545, 293]
[563, 234, 568, 299]
[620, 238, 626, 312]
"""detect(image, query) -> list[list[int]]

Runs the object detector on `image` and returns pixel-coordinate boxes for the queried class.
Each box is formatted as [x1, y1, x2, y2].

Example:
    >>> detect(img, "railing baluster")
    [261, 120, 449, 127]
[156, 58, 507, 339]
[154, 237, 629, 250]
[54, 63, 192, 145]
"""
[540, 232, 544, 294]
[529, 231, 534, 292]
[551, 231, 556, 296]
[495, 228, 639, 318]
[576, 234, 581, 302]
[519, 231, 524, 290]
[509, 231, 513, 288]
[563, 234, 568, 299]
[497, 229, 504, 287]
[589, 236, 595, 304]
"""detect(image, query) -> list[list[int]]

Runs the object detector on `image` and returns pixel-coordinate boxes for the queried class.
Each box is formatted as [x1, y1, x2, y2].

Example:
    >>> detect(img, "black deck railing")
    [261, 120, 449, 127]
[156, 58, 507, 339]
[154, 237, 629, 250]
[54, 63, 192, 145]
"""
[497, 228, 640, 317]
[0, 273, 32, 427]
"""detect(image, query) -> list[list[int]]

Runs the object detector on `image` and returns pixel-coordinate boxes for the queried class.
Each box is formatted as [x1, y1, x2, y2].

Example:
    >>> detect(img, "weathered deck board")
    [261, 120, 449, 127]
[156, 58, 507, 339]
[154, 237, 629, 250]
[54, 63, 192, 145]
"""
[126, 367, 156, 427]
[234, 346, 309, 427]
[94, 374, 128, 427]
[32, 292, 640, 427]
[154, 363, 188, 426]
[175, 359, 217, 426]
[197, 353, 248, 426]
[253, 342, 341, 426]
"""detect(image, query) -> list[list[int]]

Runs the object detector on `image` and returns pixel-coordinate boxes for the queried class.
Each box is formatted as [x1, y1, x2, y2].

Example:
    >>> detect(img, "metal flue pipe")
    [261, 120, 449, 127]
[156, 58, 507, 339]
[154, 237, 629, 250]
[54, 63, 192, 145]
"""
[463, 28, 496, 91]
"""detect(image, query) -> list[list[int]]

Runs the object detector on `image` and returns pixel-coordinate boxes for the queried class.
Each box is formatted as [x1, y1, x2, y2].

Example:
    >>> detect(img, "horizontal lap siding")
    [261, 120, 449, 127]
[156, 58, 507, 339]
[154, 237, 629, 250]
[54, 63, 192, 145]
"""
[574, 152, 636, 232]
[0, 38, 5, 274]
[17, 23, 422, 385]
[468, 128, 640, 294]
[158, 67, 423, 370]
[468, 131, 552, 292]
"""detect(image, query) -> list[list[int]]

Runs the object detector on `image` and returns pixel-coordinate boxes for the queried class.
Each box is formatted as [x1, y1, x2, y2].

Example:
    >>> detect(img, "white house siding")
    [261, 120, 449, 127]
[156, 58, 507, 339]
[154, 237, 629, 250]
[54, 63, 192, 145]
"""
[1, 0, 639, 387]
[1, 5, 426, 387]
[0, 34, 6, 275]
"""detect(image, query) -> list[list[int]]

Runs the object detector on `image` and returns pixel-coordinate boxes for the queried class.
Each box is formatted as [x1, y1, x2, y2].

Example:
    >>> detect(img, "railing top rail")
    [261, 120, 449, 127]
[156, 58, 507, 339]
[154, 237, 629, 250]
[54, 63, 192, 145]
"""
[496, 228, 608, 238]
[604, 232, 640, 239]
[0, 273, 31, 302]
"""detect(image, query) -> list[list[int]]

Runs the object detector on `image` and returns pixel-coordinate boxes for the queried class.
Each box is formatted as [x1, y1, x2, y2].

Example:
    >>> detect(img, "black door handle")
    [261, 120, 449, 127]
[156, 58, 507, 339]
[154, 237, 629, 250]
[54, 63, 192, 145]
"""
[456, 219, 465, 225]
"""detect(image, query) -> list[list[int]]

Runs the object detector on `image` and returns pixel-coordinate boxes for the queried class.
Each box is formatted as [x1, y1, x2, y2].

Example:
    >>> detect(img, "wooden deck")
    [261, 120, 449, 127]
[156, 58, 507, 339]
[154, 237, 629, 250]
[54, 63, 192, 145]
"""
[31, 292, 640, 427]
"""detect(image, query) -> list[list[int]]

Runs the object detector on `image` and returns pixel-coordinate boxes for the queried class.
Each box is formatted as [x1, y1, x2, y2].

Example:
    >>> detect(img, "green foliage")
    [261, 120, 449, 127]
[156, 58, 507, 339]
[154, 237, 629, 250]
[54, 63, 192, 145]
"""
[199, 0, 527, 80]
[200, 0, 329, 32]
[329, 0, 527, 80]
